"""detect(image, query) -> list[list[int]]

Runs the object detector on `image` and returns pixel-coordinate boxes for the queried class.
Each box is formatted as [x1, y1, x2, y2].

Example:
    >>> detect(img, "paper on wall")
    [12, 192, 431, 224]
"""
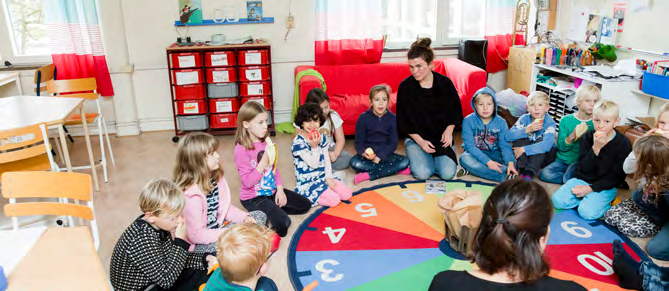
[177, 55, 196, 68]
[183, 102, 200, 114]
[246, 69, 262, 81]
[247, 84, 264, 95]
[567, 2, 589, 42]
[212, 71, 230, 83]
[175, 71, 199, 85]
[215, 100, 233, 112]
[211, 54, 229, 66]
[245, 52, 261, 64]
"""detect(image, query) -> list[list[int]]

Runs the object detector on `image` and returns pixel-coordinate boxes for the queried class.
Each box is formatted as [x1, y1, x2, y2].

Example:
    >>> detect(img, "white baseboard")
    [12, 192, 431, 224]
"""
[115, 121, 141, 136]
[139, 117, 175, 132]
[273, 109, 292, 124]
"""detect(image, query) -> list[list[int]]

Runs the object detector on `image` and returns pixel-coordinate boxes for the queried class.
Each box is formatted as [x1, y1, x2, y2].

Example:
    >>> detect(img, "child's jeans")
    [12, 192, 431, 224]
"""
[350, 153, 410, 180]
[241, 189, 311, 237]
[552, 178, 617, 220]
[512, 138, 556, 177]
[318, 180, 353, 207]
[405, 138, 457, 180]
[540, 160, 578, 184]
[459, 151, 508, 182]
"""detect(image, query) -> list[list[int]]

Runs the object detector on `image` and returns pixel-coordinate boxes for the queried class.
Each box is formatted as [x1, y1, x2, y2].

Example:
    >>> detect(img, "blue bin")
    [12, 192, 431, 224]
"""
[642, 71, 669, 99]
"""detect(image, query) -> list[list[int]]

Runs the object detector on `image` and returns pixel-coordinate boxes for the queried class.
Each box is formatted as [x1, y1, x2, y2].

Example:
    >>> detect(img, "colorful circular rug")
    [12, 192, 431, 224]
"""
[288, 180, 649, 291]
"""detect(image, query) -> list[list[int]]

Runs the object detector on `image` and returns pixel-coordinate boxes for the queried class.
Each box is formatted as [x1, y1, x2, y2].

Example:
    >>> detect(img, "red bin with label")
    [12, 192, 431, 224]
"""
[237, 50, 269, 66]
[170, 52, 202, 68]
[204, 51, 236, 67]
[176, 99, 207, 115]
[209, 98, 241, 113]
[174, 84, 206, 100]
[239, 66, 270, 82]
[240, 81, 270, 96]
[206, 67, 237, 83]
[210, 113, 238, 128]
[241, 96, 271, 110]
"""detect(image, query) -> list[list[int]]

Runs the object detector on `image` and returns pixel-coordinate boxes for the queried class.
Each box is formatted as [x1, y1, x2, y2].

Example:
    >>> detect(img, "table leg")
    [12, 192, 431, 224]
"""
[80, 106, 100, 191]
[57, 126, 73, 172]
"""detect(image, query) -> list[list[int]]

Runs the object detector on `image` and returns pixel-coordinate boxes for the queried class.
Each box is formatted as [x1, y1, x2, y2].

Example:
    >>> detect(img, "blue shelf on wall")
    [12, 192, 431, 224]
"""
[174, 17, 274, 27]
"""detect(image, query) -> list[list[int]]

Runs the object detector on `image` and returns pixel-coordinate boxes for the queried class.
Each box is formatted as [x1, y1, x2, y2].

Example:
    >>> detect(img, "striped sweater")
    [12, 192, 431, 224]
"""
[110, 216, 210, 291]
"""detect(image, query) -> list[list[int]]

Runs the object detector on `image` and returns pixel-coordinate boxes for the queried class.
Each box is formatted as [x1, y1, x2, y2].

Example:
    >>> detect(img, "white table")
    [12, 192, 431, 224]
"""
[1, 227, 110, 291]
[0, 96, 100, 191]
[0, 73, 23, 96]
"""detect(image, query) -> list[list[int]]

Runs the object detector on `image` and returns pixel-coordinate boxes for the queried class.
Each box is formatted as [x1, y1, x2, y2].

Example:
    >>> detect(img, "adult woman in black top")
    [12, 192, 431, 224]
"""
[429, 179, 587, 291]
[396, 38, 463, 180]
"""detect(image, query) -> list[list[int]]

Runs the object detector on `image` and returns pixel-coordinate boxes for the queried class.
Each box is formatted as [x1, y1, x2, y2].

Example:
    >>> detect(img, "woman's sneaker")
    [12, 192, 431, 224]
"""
[456, 168, 470, 178]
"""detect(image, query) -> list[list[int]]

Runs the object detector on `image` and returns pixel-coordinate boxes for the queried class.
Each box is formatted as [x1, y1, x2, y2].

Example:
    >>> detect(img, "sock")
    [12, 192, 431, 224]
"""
[398, 167, 411, 175]
[612, 239, 643, 290]
[354, 172, 370, 184]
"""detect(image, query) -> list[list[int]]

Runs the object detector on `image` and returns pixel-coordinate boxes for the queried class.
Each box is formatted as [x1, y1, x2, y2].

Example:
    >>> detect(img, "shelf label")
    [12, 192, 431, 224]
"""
[183, 102, 200, 114]
[211, 54, 229, 66]
[220, 118, 229, 123]
[212, 70, 230, 83]
[246, 69, 262, 81]
[247, 83, 264, 95]
[245, 52, 262, 64]
[177, 55, 196, 67]
[216, 100, 233, 112]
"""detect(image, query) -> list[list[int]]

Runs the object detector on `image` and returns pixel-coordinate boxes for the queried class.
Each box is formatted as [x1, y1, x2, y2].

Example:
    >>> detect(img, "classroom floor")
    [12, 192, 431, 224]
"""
[54, 131, 667, 290]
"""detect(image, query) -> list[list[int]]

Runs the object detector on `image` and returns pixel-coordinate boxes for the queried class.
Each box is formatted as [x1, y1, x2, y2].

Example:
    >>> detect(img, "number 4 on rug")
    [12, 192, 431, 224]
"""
[322, 227, 346, 244]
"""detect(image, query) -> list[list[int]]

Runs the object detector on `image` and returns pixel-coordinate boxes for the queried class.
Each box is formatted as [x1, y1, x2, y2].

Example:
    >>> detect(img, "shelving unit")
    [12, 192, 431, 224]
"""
[166, 41, 274, 142]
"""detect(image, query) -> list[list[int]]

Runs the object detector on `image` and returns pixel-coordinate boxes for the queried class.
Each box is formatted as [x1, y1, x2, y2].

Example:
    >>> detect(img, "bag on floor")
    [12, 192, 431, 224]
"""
[438, 189, 483, 256]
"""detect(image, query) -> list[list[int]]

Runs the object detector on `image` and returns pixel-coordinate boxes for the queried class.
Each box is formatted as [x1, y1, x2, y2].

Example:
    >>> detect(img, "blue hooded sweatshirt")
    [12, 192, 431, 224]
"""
[505, 99, 557, 156]
[461, 87, 516, 166]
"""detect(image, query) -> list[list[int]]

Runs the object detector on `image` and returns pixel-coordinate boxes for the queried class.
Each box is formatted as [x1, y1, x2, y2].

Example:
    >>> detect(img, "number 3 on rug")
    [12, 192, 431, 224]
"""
[355, 203, 377, 217]
[560, 221, 592, 238]
[315, 259, 344, 282]
[402, 190, 423, 202]
[322, 227, 346, 244]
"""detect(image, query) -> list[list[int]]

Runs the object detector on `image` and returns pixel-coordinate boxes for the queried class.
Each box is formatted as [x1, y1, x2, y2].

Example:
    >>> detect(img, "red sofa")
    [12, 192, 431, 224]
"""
[295, 58, 487, 135]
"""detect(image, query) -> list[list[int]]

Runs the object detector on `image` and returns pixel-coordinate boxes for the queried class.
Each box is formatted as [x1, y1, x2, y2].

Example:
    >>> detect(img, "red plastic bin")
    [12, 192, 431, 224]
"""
[206, 67, 237, 83]
[172, 69, 204, 85]
[204, 51, 236, 67]
[240, 81, 270, 96]
[238, 50, 269, 66]
[174, 84, 206, 100]
[176, 99, 207, 115]
[210, 113, 238, 129]
[239, 66, 270, 82]
[170, 52, 202, 68]
[241, 96, 271, 110]
[209, 98, 240, 113]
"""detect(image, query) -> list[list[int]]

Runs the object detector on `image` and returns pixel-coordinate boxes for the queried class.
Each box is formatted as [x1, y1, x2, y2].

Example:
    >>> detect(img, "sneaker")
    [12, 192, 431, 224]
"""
[456, 168, 470, 178]
[506, 174, 518, 180]
[521, 175, 532, 181]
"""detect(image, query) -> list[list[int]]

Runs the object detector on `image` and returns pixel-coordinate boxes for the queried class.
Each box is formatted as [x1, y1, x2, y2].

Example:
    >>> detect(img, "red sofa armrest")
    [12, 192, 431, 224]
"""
[437, 58, 487, 118]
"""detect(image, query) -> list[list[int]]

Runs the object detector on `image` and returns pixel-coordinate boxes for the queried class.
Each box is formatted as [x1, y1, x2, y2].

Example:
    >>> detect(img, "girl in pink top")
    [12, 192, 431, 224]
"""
[234, 102, 311, 237]
[174, 132, 266, 252]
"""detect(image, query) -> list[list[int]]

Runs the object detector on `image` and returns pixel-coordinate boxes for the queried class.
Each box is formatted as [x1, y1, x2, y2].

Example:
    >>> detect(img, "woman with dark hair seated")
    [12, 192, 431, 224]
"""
[429, 179, 586, 290]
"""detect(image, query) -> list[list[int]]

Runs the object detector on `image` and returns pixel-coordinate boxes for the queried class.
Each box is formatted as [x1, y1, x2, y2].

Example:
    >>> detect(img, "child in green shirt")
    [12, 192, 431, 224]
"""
[539, 84, 600, 184]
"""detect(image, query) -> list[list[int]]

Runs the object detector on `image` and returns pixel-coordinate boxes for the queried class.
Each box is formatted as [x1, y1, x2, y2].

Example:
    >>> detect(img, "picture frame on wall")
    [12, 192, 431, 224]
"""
[247, 1, 263, 21]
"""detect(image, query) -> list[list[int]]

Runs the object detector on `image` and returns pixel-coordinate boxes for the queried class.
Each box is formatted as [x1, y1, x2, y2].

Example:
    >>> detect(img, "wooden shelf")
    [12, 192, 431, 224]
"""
[630, 89, 668, 102]
[174, 18, 274, 27]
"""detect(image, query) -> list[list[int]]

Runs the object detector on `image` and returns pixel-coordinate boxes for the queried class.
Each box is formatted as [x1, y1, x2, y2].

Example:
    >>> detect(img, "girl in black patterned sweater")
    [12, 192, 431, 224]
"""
[110, 179, 218, 291]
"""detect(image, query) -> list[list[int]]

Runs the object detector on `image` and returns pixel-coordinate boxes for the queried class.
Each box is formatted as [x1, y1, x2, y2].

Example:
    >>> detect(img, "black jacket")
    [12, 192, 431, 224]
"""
[576, 130, 632, 192]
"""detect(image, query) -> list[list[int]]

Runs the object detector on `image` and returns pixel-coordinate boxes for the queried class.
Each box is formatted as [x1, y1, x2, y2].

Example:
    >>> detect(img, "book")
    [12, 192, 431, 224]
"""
[426, 180, 447, 194]
[247, 1, 263, 21]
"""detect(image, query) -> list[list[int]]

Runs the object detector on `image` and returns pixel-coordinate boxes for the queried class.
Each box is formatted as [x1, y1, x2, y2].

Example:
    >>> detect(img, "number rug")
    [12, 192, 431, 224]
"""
[288, 180, 649, 291]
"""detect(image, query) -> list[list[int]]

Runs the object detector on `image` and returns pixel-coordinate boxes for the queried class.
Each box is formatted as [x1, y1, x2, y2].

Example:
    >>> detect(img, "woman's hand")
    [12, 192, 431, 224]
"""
[441, 126, 454, 147]
[419, 139, 436, 153]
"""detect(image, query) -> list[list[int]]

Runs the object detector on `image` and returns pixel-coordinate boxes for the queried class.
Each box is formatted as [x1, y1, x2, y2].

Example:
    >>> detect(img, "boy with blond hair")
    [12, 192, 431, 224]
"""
[203, 223, 278, 291]
[552, 100, 632, 220]
[110, 179, 217, 291]
[540, 85, 600, 184]
[505, 91, 558, 180]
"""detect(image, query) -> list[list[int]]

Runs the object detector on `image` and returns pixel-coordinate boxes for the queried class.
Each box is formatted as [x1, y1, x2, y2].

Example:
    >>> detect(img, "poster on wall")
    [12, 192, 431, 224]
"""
[599, 17, 617, 45]
[247, 1, 263, 21]
[585, 14, 601, 43]
[179, 0, 203, 24]
[613, 3, 626, 32]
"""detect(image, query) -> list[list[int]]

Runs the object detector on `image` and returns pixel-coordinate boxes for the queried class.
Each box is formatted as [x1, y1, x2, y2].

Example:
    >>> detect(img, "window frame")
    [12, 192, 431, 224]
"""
[0, 0, 52, 65]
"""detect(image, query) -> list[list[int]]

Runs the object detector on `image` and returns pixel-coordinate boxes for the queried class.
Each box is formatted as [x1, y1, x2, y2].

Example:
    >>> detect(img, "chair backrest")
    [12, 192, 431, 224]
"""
[46, 78, 98, 100]
[0, 123, 58, 176]
[34, 64, 57, 96]
[1, 171, 99, 250]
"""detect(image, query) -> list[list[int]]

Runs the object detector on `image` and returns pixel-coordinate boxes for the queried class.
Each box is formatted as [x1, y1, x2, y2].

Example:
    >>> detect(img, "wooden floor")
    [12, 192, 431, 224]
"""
[4, 130, 666, 290]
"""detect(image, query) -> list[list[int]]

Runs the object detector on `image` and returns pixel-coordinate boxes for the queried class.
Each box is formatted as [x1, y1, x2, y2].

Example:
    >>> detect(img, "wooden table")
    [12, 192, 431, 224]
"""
[0, 73, 23, 96]
[6, 227, 110, 290]
[0, 96, 100, 190]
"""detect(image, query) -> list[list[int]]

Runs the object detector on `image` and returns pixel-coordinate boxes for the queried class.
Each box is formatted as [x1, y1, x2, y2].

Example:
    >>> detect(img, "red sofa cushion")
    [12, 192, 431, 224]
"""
[295, 58, 486, 135]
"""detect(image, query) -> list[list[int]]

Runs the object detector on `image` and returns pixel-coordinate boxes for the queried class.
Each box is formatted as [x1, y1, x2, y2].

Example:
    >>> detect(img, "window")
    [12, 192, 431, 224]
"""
[382, 0, 486, 48]
[0, 0, 51, 63]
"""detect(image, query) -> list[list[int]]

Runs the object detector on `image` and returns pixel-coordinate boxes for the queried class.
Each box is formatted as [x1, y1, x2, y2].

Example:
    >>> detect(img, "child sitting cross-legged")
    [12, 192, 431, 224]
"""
[505, 91, 557, 180]
[457, 87, 518, 182]
[552, 100, 632, 220]
[350, 84, 410, 184]
[203, 223, 278, 291]
[110, 179, 217, 291]
[540, 85, 600, 184]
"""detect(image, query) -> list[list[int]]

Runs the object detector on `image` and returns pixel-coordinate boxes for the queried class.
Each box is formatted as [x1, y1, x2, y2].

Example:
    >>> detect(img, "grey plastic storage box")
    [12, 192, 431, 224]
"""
[208, 83, 239, 98]
[177, 115, 209, 131]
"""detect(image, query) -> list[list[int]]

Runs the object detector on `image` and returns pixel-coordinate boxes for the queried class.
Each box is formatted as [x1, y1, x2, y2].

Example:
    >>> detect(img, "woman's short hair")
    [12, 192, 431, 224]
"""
[471, 179, 553, 282]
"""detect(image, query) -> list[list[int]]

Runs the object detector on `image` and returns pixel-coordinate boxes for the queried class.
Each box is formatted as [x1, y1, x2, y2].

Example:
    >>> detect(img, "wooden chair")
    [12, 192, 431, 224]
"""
[0, 123, 59, 177]
[33, 64, 73, 145]
[2, 171, 99, 250]
[46, 78, 115, 183]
